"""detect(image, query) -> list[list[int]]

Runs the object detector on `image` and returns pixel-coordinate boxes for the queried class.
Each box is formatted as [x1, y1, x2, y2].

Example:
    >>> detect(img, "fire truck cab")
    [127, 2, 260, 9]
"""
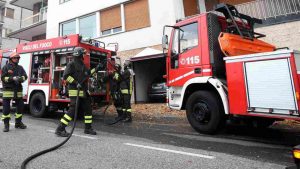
[10, 34, 115, 117]
[162, 4, 300, 134]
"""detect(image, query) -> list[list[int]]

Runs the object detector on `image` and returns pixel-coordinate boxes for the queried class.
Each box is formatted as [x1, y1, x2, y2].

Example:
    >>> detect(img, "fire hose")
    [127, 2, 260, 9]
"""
[20, 85, 81, 169]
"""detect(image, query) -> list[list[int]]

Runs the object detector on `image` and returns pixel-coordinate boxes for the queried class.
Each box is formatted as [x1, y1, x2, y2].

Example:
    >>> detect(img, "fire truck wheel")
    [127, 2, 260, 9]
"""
[186, 91, 224, 134]
[29, 92, 47, 118]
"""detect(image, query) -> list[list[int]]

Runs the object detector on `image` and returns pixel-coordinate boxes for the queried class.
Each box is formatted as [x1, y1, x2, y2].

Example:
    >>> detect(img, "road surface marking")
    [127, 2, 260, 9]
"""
[47, 130, 98, 140]
[124, 143, 215, 159]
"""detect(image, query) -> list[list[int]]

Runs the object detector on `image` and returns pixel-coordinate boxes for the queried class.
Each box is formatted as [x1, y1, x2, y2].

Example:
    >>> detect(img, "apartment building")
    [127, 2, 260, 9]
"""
[8, 0, 47, 41]
[0, 0, 31, 49]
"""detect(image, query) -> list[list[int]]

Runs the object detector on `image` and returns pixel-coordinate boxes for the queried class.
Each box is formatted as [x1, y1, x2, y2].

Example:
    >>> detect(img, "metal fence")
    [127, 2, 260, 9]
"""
[236, 0, 300, 20]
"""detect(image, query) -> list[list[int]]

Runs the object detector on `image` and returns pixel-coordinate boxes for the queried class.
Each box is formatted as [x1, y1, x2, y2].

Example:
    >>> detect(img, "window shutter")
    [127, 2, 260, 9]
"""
[124, 0, 150, 31]
[219, 0, 255, 5]
[183, 0, 198, 17]
[100, 6, 121, 31]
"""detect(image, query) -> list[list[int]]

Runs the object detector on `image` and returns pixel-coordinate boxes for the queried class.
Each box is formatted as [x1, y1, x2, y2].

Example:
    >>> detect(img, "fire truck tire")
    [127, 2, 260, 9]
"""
[186, 91, 224, 134]
[29, 92, 47, 118]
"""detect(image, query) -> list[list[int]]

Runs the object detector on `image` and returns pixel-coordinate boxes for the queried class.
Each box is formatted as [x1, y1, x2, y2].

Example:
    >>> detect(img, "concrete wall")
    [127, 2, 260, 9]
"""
[47, 0, 182, 52]
[1, 2, 32, 49]
[256, 21, 300, 51]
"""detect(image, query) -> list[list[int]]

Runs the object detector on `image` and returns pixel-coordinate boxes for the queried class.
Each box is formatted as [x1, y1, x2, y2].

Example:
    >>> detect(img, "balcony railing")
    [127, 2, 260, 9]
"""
[236, 0, 300, 20]
[21, 6, 47, 28]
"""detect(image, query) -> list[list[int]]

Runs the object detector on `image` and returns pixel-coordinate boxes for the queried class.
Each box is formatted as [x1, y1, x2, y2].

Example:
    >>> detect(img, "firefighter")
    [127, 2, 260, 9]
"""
[55, 47, 100, 137]
[120, 60, 134, 122]
[110, 64, 124, 121]
[1, 52, 28, 132]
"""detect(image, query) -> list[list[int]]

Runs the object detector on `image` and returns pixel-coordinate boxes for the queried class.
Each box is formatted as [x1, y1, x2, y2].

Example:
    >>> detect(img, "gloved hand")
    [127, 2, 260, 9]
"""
[76, 83, 82, 89]
[18, 77, 24, 82]
[12, 76, 20, 82]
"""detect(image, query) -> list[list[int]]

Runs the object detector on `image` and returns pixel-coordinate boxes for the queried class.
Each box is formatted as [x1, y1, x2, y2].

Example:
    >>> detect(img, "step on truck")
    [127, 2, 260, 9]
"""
[162, 3, 300, 134]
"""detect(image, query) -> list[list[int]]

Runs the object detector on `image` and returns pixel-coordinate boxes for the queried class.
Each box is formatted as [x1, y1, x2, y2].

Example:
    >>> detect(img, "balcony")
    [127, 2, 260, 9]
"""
[10, 0, 42, 10]
[235, 0, 300, 25]
[8, 7, 47, 41]
[0, 0, 6, 7]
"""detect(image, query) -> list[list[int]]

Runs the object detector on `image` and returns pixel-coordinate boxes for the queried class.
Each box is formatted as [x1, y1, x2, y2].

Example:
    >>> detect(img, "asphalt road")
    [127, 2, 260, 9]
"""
[0, 112, 298, 169]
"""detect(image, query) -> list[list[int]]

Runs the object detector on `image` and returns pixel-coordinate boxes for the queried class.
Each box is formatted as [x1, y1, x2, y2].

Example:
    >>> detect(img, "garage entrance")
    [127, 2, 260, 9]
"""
[131, 48, 165, 103]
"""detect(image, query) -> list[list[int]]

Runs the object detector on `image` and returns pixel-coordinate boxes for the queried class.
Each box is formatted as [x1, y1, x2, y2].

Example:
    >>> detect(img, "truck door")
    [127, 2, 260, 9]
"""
[168, 21, 201, 87]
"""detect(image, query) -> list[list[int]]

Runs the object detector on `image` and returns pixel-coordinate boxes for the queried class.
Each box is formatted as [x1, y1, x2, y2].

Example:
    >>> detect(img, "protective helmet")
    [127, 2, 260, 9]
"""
[123, 60, 132, 69]
[9, 52, 20, 64]
[73, 47, 86, 57]
[9, 52, 20, 59]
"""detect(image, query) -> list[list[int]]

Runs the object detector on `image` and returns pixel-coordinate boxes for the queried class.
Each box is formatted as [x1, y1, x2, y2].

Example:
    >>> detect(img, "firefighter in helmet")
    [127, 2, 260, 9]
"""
[110, 64, 123, 121]
[1, 52, 28, 132]
[55, 47, 101, 137]
[119, 60, 134, 122]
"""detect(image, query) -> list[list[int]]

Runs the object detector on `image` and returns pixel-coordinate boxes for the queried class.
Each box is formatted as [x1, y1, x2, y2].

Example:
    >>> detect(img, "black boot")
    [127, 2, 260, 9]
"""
[115, 109, 123, 120]
[84, 124, 97, 135]
[123, 112, 132, 123]
[3, 119, 9, 132]
[15, 118, 27, 129]
[55, 123, 70, 137]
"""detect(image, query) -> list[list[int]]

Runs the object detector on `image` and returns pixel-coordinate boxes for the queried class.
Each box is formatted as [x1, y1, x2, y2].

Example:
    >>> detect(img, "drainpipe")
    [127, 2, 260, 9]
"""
[19, 7, 23, 44]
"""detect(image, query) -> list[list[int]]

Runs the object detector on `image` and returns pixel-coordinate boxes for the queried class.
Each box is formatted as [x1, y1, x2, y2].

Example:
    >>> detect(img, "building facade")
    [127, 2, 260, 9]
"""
[8, 0, 47, 42]
[0, 0, 31, 49]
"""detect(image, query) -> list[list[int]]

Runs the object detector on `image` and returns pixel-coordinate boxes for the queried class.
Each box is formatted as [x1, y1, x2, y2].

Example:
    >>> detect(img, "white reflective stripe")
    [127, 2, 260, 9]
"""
[169, 71, 194, 84]
[224, 54, 290, 63]
[202, 69, 211, 72]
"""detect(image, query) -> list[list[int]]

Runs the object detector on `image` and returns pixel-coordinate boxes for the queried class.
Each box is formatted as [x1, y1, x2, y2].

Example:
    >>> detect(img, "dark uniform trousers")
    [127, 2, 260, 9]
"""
[59, 94, 93, 128]
[121, 93, 132, 117]
[2, 97, 24, 123]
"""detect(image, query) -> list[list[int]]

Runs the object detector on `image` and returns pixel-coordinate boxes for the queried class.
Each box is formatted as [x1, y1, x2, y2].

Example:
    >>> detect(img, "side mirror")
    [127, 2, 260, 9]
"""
[162, 35, 168, 49]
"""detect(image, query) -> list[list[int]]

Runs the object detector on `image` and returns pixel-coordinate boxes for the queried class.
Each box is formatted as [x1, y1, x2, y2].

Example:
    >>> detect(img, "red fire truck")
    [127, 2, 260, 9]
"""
[162, 4, 300, 134]
[0, 34, 115, 117]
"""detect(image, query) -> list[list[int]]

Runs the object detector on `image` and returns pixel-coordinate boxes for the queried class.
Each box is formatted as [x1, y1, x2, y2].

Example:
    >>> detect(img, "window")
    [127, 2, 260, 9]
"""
[101, 27, 122, 36]
[3, 7, 14, 19]
[100, 6, 122, 36]
[61, 20, 76, 36]
[171, 22, 198, 69]
[124, 0, 150, 31]
[2, 28, 13, 38]
[179, 23, 199, 53]
[79, 14, 96, 38]
[60, 0, 71, 4]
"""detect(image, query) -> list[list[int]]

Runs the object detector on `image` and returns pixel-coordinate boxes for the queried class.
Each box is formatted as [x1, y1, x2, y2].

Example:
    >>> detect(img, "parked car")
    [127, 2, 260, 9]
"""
[148, 77, 167, 102]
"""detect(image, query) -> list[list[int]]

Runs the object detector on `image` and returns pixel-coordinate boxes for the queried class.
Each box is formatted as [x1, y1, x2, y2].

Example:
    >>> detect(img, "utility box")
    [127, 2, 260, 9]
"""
[224, 50, 300, 116]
